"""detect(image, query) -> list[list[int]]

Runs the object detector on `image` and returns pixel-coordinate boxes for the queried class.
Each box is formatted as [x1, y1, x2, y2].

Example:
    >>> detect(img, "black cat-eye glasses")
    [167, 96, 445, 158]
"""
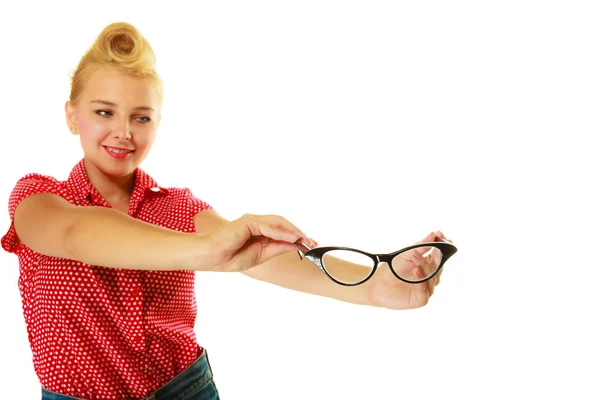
[296, 238, 457, 286]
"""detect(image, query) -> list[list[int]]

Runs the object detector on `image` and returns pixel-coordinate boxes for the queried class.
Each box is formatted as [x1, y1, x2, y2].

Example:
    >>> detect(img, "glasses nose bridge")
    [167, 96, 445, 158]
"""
[374, 254, 394, 267]
[374, 254, 386, 266]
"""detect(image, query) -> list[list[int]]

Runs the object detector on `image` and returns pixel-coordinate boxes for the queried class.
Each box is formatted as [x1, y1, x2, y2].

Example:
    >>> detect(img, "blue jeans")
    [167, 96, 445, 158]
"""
[41, 349, 220, 400]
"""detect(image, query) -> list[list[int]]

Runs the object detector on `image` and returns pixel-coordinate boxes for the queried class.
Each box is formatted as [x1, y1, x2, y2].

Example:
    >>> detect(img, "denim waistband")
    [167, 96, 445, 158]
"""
[148, 349, 214, 400]
[41, 349, 215, 400]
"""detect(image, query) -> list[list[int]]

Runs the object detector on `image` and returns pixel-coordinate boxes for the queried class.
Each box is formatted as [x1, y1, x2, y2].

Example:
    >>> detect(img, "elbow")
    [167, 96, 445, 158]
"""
[62, 221, 77, 260]
[61, 212, 83, 261]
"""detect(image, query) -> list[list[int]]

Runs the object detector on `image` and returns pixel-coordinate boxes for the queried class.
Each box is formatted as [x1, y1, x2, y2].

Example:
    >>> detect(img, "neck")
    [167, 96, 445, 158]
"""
[83, 158, 136, 203]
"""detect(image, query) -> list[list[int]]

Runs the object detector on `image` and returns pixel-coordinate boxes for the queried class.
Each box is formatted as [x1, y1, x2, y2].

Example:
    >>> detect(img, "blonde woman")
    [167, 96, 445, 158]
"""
[2, 22, 450, 400]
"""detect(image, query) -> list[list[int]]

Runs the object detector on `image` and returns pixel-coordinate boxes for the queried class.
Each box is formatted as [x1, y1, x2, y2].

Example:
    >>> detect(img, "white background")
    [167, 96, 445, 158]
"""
[0, 1, 598, 399]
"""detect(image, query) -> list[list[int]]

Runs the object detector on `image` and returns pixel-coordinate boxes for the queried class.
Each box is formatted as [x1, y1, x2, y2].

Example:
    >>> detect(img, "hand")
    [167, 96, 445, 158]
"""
[202, 214, 315, 272]
[367, 230, 452, 310]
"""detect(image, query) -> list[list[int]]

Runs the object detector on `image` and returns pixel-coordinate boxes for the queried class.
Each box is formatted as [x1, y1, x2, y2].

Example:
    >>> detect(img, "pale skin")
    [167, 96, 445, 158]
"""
[12, 66, 451, 310]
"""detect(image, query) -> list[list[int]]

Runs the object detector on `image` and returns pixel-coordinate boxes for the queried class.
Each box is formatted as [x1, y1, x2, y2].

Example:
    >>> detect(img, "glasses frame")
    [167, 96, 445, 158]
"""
[297, 240, 458, 286]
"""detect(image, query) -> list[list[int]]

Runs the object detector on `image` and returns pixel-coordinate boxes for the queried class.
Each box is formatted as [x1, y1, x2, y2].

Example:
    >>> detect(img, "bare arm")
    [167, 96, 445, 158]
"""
[194, 209, 373, 306]
[13, 193, 308, 272]
[14, 193, 204, 271]
[193, 210, 449, 309]
[244, 251, 374, 306]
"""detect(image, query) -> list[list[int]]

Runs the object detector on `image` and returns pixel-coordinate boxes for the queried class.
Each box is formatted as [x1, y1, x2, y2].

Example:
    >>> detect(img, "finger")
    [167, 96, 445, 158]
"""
[393, 256, 415, 277]
[409, 282, 431, 309]
[213, 216, 299, 257]
[408, 252, 427, 280]
[413, 245, 441, 259]
[240, 214, 303, 244]
[254, 239, 303, 266]
[427, 275, 436, 296]
[245, 214, 314, 246]
[262, 214, 311, 243]
[412, 232, 439, 258]
[414, 246, 430, 256]
[416, 262, 435, 296]
[256, 240, 302, 264]
[412, 250, 439, 279]
[230, 238, 299, 271]
[434, 248, 443, 264]
[435, 266, 443, 286]
[417, 263, 436, 296]
[427, 277, 438, 298]
[416, 231, 437, 244]
[256, 236, 271, 247]
[411, 249, 428, 269]
[434, 231, 454, 244]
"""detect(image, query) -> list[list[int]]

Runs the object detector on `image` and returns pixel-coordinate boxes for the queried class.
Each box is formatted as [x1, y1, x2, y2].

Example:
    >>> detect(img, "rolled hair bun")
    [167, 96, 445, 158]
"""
[95, 22, 155, 72]
[69, 22, 163, 105]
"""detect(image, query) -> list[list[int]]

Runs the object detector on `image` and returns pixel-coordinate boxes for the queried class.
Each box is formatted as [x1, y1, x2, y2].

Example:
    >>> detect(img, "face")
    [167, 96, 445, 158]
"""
[65, 67, 161, 179]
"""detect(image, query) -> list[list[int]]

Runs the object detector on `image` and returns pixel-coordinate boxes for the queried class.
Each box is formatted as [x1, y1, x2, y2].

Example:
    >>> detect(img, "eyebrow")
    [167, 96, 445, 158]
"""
[90, 100, 155, 112]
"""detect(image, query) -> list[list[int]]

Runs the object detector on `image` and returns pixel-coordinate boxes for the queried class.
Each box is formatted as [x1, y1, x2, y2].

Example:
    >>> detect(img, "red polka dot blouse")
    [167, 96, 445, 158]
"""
[1, 159, 212, 399]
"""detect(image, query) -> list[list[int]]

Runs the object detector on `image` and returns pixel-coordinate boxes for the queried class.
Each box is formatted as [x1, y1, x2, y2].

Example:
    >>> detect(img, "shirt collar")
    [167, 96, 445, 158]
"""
[66, 158, 169, 205]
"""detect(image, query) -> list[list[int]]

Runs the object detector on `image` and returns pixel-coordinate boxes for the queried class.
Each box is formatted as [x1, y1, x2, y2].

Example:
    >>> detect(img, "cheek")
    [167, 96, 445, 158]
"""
[75, 115, 103, 140]
[137, 129, 157, 146]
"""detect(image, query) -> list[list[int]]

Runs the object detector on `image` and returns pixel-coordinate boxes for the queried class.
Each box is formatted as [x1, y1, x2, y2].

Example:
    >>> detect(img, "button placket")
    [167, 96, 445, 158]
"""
[115, 270, 145, 351]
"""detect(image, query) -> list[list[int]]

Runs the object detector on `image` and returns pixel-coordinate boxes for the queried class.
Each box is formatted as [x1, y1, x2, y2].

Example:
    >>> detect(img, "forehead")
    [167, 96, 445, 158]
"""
[81, 67, 159, 108]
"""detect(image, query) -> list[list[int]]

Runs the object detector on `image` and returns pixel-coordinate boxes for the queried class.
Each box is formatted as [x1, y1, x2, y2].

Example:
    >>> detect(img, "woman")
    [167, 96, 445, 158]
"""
[2, 22, 449, 399]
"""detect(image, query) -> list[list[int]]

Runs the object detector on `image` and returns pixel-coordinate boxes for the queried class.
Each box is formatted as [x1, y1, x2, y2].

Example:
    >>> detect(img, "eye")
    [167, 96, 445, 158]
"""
[136, 116, 151, 123]
[95, 109, 112, 117]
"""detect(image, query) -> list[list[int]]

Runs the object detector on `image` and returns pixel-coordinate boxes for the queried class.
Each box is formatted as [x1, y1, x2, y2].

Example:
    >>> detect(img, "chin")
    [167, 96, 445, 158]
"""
[87, 154, 138, 177]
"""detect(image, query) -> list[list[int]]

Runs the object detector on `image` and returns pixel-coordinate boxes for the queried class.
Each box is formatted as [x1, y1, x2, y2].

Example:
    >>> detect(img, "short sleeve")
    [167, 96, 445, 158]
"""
[184, 188, 212, 216]
[1, 173, 62, 254]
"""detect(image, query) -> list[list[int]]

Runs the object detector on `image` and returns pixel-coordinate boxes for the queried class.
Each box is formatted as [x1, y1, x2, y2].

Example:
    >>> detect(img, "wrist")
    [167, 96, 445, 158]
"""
[186, 234, 215, 271]
[363, 278, 382, 308]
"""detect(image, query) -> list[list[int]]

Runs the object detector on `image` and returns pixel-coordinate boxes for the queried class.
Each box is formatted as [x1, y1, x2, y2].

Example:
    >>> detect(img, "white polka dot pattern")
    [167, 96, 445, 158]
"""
[1, 159, 211, 399]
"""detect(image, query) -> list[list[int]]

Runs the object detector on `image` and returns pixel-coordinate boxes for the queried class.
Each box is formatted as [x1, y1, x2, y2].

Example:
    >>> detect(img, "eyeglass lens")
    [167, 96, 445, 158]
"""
[321, 246, 443, 284]
[390, 246, 443, 282]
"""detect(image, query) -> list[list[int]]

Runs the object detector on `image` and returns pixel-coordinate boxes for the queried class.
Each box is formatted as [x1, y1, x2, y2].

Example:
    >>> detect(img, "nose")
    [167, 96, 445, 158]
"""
[113, 119, 132, 141]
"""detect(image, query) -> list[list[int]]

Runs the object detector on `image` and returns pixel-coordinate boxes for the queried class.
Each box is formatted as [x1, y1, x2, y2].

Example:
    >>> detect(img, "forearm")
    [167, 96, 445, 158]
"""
[243, 251, 375, 307]
[64, 207, 203, 271]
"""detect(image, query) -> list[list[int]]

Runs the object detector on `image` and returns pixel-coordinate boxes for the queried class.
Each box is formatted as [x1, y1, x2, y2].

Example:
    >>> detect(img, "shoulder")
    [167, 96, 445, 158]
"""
[12, 172, 62, 189]
[163, 187, 212, 214]
[2, 172, 65, 254]
[7, 173, 65, 213]
[137, 167, 211, 214]
[161, 187, 224, 235]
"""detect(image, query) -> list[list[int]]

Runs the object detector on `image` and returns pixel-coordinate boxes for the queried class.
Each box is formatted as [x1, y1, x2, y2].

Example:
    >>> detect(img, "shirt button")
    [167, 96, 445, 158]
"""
[150, 187, 161, 192]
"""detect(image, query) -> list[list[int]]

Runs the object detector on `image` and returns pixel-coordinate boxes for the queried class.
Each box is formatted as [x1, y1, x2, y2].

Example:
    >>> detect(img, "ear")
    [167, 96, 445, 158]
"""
[65, 100, 78, 134]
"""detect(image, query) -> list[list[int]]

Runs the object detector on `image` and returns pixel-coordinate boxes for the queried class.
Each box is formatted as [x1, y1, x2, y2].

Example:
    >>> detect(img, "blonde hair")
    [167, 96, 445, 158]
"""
[69, 22, 163, 108]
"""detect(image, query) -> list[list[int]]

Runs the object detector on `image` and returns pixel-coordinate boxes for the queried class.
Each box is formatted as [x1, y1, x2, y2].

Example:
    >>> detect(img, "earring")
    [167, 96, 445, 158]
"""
[71, 127, 78, 134]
